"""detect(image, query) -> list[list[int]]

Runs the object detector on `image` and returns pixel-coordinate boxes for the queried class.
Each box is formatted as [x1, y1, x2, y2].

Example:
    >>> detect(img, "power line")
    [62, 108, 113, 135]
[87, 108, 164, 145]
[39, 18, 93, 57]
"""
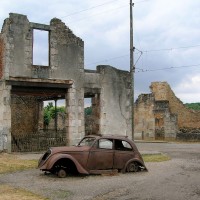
[135, 0, 152, 4]
[143, 44, 200, 53]
[60, 0, 124, 19]
[86, 54, 129, 66]
[85, 43, 200, 67]
[60, 0, 150, 19]
[67, 4, 128, 24]
[136, 64, 200, 73]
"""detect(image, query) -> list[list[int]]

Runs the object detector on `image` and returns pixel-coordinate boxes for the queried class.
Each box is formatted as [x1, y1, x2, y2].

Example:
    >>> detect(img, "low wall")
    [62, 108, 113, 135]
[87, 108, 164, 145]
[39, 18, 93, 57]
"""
[176, 132, 200, 141]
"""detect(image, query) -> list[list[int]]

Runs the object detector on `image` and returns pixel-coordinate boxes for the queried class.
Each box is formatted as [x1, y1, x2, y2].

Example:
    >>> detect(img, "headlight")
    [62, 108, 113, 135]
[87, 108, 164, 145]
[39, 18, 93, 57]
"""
[42, 149, 52, 161]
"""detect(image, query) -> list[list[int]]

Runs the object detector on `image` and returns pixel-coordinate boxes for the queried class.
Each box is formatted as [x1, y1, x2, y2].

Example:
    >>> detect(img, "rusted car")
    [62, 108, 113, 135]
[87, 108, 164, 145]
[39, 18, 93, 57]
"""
[38, 135, 147, 178]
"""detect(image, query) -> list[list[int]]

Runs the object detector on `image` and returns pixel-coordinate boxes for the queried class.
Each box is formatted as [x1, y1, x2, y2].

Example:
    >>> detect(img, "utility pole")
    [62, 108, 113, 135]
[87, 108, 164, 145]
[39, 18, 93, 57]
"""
[55, 99, 58, 133]
[130, 0, 135, 140]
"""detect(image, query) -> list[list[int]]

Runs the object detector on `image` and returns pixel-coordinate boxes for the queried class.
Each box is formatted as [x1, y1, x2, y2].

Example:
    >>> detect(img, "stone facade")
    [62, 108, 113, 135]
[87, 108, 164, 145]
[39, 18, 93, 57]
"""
[0, 37, 3, 79]
[134, 82, 200, 140]
[0, 13, 131, 152]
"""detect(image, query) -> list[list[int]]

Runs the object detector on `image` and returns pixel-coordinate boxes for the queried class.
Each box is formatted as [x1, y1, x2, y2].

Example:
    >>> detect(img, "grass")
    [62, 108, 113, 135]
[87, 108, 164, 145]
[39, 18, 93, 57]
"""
[0, 185, 48, 200]
[142, 153, 171, 162]
[0, 152, 171, 175]
[0, 153, 37, 174]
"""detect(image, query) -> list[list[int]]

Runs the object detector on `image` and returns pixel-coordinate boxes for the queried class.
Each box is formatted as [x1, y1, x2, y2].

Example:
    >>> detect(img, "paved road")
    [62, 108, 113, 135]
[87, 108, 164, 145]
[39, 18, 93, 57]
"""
[0, 142, 200, 200]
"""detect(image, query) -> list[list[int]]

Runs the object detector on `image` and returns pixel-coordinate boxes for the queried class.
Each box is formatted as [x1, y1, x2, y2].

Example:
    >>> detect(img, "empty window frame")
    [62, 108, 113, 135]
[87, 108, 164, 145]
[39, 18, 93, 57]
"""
[33, 29, 49, 66]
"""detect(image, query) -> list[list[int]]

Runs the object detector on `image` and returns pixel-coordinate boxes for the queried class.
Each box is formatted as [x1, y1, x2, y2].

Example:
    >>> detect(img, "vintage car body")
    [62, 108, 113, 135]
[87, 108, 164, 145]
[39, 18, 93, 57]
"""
[38, 135, 147, 178]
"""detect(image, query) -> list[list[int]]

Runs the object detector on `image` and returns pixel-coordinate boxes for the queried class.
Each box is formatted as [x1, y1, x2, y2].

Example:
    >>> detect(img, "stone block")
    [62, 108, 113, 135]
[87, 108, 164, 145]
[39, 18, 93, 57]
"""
[66, 119, 77, 127]
[78, 126, 84, 133]
[3, 112, 11, 120]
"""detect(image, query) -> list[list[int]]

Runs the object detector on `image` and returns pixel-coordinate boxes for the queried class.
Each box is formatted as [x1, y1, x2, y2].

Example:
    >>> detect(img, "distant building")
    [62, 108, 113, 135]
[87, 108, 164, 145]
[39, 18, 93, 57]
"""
[134, 82, 200, 141]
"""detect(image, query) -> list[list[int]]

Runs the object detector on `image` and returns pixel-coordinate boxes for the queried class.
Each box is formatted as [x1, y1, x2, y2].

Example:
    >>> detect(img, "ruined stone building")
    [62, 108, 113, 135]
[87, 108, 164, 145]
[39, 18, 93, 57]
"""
[0, 13, 132, 152]
[134, 82, 200, 141]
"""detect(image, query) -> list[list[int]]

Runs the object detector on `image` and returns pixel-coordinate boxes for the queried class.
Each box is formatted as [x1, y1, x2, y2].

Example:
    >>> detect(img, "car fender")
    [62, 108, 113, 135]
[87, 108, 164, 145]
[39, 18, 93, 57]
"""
[121, 158, 147, 173]
[44, 154, 89, 175]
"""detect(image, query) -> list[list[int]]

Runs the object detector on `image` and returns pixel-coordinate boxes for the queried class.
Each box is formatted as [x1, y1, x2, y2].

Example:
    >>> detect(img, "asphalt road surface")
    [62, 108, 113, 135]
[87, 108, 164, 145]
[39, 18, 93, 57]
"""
[0, 142, 200, 200]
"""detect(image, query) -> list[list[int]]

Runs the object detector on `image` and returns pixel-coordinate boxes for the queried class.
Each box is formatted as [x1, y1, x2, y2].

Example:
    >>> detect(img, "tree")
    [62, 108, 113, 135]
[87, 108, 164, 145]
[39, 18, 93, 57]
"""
[44, 102, 53, 127]
[85, 106, 92, 116]
[184, 103, 200, 110]
[43, 102, 65, 127]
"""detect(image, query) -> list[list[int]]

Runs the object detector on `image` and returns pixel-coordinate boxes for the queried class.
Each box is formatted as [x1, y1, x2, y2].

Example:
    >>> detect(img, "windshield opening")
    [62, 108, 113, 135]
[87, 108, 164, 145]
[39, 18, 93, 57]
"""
[78, 137, 96, 147]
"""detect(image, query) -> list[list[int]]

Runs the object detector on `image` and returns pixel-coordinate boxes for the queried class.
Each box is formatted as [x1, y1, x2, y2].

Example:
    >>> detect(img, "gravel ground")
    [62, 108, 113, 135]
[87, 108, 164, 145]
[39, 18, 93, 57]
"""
[0, 142, 200, 200]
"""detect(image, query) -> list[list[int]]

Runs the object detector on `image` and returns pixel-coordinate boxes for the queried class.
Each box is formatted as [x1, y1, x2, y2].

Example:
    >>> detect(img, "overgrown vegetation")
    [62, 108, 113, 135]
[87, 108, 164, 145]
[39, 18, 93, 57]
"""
[184, 102, 200, 110]
[85, 106, 92, 116]
[142, 153, 171, 162]
[0, 153, 37, 174]
[44, 103, 93, 127]
[0, 185, 48, 200]
[44, 102, 65, 126]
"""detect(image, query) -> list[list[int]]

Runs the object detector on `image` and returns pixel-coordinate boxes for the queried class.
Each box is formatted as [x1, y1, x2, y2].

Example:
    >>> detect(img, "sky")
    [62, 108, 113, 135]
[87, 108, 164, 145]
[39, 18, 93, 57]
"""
[0, 0, 200, 103]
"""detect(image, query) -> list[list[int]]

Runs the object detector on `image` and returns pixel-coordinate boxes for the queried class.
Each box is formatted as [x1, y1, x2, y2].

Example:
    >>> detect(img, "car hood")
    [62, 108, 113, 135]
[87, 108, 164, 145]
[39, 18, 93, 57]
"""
[50, 145, 90, 154]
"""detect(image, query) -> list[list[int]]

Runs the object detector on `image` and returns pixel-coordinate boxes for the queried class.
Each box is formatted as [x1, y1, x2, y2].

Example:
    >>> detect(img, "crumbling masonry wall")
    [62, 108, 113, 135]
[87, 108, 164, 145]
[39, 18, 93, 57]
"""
[0, 13, 85, 151]
[11, 95, 39, 136]
[151, 82, 200, 129]
[97, 66, 132, 137]
[84, 66, 132, 138]
[0, 82, 11, 151]
[0, 13, 131, 151]
[134, 94, 155, 139]
[0, 36, 3, 79]
[134, 81, 200, 140]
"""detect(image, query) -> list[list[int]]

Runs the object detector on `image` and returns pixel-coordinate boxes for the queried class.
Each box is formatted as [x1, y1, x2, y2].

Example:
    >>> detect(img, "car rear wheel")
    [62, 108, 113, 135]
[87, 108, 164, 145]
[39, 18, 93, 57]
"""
[57, 169, 67, 178]
[126, 161, 139, 172]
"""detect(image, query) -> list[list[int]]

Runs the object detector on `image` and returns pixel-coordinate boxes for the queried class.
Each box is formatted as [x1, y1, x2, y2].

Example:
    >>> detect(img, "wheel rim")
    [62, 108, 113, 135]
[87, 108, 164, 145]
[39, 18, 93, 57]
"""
[127, 162, 139, 172]
[58, 169, 67, 178]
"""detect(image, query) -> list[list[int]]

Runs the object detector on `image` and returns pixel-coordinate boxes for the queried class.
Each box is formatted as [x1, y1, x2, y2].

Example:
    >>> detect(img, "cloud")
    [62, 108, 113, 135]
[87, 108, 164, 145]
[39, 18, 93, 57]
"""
[132, 0, 200, 102]
[174, 74, 200, 103]
[1, 0, 200, 103]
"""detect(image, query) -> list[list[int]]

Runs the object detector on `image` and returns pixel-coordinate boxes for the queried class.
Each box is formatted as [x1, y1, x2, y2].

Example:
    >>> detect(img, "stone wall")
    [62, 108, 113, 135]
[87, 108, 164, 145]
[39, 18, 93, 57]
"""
[134, 81, 200, 141]
[84, 66, 132, 138]
[0, 13, 131, 151]
[134, 94, 155, 139]
[0, 36, 4, 79]
[151, 82, 200, 129]
[99, 65, 132, 137]
[11, 95, 39, 136]
[0, 82, 11, 151]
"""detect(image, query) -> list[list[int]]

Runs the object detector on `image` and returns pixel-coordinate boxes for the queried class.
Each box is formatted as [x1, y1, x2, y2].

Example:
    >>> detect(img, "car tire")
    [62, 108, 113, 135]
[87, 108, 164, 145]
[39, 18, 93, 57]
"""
[126, 161, 139, 172]
[57, 169, 67, 178]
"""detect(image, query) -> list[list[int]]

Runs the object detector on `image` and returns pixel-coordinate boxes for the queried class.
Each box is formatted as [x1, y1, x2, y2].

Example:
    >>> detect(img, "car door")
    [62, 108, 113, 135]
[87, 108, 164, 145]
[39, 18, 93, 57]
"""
[113, 139, 135, 170]
[87, 138, 114, 170]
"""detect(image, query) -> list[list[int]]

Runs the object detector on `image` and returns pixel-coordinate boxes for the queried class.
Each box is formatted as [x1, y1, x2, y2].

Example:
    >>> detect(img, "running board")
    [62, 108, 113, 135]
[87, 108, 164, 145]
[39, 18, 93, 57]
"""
[89, 169, 118, 175]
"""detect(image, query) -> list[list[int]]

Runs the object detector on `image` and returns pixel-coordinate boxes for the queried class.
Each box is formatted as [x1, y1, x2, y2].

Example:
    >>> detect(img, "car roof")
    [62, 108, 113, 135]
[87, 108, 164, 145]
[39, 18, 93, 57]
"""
[84, 134, 134, 143]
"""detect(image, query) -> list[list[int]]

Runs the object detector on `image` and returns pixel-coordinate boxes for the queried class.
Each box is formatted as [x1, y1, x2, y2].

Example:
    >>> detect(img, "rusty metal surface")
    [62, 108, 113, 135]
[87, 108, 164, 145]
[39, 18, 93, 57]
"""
[38, 135, 147, 177]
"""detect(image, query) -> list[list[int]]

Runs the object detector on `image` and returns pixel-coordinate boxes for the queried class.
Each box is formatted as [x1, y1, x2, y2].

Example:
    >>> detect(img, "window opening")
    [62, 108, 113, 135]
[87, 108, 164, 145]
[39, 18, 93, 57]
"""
[84, 98, 92, 135]
[43, 99, 65, 132]
[33, 29, 49, 66]
[115, 139, 132, 151]
[98, 139, 113, 149]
